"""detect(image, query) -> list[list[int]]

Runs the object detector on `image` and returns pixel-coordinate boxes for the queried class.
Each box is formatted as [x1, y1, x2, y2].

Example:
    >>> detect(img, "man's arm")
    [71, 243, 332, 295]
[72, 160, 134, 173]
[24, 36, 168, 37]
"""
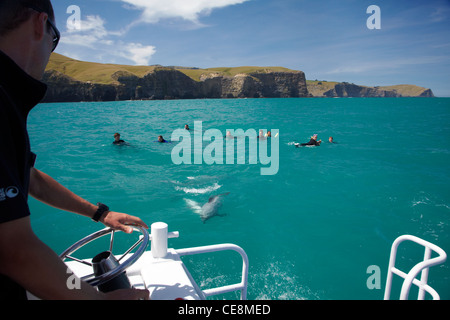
[0, 216, 102, 299]
[0, 216, 147, 300]
[29, 168, 148, 233]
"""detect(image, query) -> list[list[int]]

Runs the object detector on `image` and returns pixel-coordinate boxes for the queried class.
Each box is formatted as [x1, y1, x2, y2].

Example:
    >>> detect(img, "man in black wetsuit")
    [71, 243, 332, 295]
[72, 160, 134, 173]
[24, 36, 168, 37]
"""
[0, 0, 148, 300]
[297, 134, 322, 147]
[157, 135, 167, 143]
[113, 132, 126, 145]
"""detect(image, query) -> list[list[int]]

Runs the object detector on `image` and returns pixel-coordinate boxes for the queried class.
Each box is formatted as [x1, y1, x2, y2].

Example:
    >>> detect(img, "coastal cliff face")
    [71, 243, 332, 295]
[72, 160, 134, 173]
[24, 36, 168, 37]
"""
[43, 70, 118, 102]
[200, 71, 309, 98]
[325, 82, 400, 97]
[306, 81, 434, 98]
[41, 53, 434, 102]
[42, 68, 310, 102]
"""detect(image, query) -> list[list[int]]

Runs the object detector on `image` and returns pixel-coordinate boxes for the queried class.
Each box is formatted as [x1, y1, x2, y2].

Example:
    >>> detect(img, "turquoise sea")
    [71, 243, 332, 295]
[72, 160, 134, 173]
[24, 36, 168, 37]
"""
[28, 98, 450, 300]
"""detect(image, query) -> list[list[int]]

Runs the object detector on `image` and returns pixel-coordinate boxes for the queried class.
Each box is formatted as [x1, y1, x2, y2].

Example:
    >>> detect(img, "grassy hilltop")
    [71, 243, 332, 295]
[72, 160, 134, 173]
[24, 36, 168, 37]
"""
[46, 53, 298, 84]
[46, 53, 158, 85]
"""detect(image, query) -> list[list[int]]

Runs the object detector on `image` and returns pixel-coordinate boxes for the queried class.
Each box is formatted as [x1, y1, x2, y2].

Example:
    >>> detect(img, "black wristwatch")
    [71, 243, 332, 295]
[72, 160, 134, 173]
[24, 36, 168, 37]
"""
[92, 203, 109, 222]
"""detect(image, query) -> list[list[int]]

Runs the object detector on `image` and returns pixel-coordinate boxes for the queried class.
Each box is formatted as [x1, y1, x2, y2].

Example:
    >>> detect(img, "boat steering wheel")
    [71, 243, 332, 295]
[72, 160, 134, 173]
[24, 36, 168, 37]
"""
[59, 226, 149, 287]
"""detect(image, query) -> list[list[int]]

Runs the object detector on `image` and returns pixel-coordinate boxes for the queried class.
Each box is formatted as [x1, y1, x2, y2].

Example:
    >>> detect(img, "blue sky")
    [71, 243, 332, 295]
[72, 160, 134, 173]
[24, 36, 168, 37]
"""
[52, 0, 450, 96]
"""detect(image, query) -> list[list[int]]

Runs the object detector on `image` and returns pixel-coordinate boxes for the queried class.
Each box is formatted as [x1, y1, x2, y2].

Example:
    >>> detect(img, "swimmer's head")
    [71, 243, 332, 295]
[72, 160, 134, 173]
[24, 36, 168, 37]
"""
[114, 133, 121, 141]
[312, 134, 318, 140]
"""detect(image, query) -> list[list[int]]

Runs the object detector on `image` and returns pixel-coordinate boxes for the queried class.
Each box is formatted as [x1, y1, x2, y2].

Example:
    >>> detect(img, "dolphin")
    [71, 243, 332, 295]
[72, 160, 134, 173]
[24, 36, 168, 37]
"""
[185, 192, 230, 223]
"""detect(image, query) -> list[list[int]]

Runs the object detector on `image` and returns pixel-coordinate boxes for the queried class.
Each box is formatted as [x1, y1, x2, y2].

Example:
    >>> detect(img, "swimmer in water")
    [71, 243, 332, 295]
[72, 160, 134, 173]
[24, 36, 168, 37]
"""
[113, 133, 126, 145]
[158, 135, 166, 143]
[185, 124, 190, 130]
[258, 129, 266, 139]
[328, 136, 336, 143]
[296, 134, 321, 147]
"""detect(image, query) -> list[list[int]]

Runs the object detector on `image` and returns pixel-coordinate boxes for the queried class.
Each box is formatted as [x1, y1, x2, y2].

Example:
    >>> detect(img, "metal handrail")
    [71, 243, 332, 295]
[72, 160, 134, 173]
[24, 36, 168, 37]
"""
[384, 234, 447, 300]
[176, 244, 249, 300]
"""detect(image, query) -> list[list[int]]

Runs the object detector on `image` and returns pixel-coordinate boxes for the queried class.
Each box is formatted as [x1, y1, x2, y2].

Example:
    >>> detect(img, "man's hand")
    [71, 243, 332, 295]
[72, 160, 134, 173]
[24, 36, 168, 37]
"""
[100, 211, 148, 234]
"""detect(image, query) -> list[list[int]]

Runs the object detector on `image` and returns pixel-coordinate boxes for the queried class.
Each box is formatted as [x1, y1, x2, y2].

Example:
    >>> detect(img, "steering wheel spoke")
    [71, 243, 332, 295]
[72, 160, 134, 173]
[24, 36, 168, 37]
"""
[109, 230, 115, 253]
[65, 254, 93, 267]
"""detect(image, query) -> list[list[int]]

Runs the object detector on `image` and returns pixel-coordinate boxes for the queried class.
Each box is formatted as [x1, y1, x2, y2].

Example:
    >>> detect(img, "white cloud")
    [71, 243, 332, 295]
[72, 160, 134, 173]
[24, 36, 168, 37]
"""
[120, 43, 157, 65]
[121, 0, 249, 25]
[60, 15, 156, 65]
[77, 15, 108, 36]
[60, 15, 109, 47]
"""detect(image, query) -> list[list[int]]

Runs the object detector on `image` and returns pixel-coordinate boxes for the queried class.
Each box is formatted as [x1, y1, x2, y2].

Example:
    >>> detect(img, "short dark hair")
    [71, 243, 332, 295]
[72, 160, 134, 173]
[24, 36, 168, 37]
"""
[0, 0, 55, 36]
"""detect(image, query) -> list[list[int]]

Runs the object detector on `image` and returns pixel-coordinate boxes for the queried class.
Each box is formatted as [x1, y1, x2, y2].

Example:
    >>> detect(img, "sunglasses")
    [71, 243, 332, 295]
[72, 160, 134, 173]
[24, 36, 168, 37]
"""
[26, 5, 60, 52]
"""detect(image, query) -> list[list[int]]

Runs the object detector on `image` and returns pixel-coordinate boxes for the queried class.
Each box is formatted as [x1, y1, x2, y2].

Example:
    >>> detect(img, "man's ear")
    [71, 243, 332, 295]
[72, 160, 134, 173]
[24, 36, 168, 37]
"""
[32, 12, 48, 42]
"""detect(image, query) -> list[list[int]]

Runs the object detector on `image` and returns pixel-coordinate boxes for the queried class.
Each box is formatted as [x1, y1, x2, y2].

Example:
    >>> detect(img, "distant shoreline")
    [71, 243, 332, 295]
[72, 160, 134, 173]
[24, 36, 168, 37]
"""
[41, 53, 434, 103]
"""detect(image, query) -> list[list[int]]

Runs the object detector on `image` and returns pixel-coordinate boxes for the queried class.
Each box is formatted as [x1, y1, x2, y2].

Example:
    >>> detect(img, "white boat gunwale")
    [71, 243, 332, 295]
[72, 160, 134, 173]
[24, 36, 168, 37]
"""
[51, 222, 249, 300]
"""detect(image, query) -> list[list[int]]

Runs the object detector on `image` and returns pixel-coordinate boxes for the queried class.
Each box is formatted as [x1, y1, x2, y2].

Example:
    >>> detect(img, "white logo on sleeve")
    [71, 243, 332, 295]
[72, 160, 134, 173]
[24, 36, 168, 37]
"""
[0, 186, 19, 201]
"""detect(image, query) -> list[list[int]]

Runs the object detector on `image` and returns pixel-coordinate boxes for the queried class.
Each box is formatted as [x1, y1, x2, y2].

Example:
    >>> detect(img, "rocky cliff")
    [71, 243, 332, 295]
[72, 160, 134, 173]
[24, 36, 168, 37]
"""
[306, 81, 434, 98]
[42, 66, 310, 102]
[41, 53, 434, 102]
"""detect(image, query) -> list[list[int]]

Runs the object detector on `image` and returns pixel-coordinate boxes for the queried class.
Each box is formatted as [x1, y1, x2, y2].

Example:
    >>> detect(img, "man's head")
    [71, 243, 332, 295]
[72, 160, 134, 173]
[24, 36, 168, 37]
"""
[0, 0, 59, 79]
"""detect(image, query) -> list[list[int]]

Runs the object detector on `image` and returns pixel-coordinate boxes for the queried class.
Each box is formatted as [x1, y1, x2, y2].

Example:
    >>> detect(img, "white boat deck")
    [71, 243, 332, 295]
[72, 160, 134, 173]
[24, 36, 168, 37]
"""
[59, 222, 248, 300]
[66, 249, 204, 300]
